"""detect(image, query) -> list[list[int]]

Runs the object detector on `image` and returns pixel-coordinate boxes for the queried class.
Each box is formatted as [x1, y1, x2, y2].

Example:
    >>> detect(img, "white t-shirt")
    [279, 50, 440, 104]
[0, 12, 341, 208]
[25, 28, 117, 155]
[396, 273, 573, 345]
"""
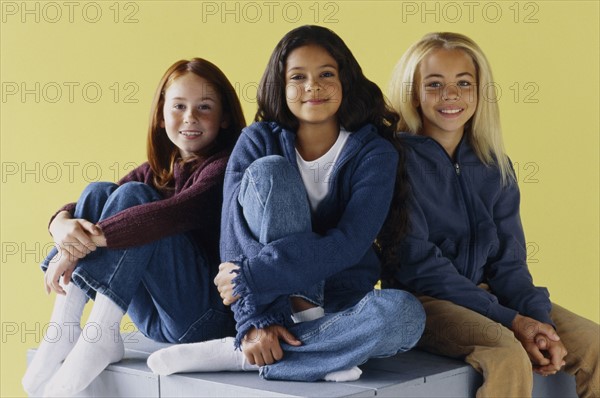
[296, 129, 350, 212]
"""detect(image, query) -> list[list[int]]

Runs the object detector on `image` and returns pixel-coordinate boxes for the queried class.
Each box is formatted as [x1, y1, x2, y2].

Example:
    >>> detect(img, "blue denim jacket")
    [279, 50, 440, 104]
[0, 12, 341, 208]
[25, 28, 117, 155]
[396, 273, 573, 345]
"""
[383, 134, 552, 328]
[220, 121, 398, 347]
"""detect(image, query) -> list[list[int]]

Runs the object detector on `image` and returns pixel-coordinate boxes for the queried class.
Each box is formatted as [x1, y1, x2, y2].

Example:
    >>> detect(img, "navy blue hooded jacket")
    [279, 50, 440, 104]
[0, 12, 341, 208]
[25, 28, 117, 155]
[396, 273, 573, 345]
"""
[383, 134, 552, 328]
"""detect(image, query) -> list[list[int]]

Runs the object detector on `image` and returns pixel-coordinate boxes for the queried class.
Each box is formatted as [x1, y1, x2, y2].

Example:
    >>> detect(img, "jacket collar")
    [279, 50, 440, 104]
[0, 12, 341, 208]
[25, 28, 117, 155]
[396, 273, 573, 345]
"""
[270, 121, 379, 170]
[400, 132, 472, 163]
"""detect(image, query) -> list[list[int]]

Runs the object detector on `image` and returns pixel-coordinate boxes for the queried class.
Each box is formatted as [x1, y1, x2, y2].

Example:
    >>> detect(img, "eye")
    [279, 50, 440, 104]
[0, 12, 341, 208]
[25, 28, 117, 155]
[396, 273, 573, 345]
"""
[458, 80, 474, 87]
[289, 74, 305, 81]
[425, 81, 443, 89]
[199, 104, 212, 111]
[173, 103, 185, 110]
[321, 71, 335, 78]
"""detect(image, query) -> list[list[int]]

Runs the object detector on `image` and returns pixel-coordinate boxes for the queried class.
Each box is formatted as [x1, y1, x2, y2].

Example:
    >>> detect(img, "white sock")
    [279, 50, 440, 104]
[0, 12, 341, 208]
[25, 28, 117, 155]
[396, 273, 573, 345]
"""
[147, 337, 258, 375]
[291, 306, 325, 323]
[324, 366, 362, 382]
[22, 283, 87, 395]
[43, 293, 125, 397]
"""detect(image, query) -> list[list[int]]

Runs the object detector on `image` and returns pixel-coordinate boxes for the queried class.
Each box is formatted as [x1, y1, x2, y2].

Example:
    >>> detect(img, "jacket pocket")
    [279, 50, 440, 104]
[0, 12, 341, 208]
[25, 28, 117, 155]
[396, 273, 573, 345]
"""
[437, 237, 457, 261]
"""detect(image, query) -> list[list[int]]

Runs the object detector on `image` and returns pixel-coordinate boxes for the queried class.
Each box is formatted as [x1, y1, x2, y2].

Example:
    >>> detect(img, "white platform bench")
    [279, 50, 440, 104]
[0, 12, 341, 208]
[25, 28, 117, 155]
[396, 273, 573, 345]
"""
[27, 332, 577, 397]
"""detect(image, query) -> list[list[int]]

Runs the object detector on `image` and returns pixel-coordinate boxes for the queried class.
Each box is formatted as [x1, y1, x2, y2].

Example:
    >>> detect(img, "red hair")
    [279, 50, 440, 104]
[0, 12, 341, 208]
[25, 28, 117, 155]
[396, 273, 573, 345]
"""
[147, 58, 245, 189]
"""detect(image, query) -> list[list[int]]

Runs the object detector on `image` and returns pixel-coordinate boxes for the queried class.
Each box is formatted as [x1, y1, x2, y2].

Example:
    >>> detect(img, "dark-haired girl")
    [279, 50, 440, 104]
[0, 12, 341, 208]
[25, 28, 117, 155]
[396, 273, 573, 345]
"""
[23, 58, 246, 397]
[148, 25, 425, 382]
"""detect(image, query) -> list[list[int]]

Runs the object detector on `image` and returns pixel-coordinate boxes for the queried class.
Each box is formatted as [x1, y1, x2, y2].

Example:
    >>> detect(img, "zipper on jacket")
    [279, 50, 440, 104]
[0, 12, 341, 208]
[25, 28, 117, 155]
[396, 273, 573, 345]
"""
[426, 137, 477, 279]
[457, 165, 477, 280]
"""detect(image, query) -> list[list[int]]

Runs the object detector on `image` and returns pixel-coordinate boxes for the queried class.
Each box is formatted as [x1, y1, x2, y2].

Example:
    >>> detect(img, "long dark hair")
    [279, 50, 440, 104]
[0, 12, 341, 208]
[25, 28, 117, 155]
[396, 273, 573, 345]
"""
[255, 25, 410, 263]
[147, 58, 246, 189]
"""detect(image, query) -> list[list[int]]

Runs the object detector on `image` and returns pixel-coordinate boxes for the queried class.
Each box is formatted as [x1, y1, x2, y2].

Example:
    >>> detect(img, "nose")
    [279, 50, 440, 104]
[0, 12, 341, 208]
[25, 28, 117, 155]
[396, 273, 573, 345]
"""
[184, 108, 198, 124]
[305, 78, 321, 92]
[442, 83, 460, 101]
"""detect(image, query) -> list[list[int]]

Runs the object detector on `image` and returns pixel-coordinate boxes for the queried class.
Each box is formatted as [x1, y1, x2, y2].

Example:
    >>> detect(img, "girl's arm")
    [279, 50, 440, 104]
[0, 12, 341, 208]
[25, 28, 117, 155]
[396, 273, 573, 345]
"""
[48, 210, 104, 260]
[44, 165, 149, 269]
[485, 176, 553, 326]
[97, 153, 229, 248]
[48, 153, 228, 250]
[394, 195, 520, 328]
[221, 125, 398, 314]
[219, 127, 269, 264]
[487, 177, 563, 370]
[46, 163, 148, 231]
[395, 163, 553, 329]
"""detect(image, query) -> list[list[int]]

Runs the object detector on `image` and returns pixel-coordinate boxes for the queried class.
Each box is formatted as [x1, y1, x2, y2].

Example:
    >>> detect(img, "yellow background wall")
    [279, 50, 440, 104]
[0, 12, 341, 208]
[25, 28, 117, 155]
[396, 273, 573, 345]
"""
[1, 1, 598, 396]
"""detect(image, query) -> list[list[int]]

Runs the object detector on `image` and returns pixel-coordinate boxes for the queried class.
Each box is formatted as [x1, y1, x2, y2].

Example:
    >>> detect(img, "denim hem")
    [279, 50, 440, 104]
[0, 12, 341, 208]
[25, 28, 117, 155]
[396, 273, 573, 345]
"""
[71, 267, 128, 312]
[231, 260, 258, 318]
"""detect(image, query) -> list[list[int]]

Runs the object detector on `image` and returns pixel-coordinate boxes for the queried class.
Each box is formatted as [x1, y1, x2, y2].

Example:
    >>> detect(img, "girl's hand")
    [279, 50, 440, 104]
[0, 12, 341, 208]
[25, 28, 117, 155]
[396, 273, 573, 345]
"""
[49, 211, 103, 259]
[241, 325, 301, 366]
[44, 251, 78, 295]
[214, 262, 241, 305]
[511, 314, 562, 368]
[532, 334, 568, 376]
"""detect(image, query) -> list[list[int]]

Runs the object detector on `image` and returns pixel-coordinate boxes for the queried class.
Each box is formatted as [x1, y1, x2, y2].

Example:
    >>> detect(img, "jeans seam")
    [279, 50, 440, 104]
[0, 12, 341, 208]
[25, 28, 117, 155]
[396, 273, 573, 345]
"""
[72, 267, 128, 312]
[105, 249, 128, 288]
[247, 169, 266, 211]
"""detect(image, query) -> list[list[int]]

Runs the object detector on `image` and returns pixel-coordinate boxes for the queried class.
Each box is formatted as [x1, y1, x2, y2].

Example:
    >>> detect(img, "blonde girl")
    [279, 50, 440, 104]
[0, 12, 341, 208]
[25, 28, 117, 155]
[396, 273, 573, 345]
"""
[383, 32, 599, 397]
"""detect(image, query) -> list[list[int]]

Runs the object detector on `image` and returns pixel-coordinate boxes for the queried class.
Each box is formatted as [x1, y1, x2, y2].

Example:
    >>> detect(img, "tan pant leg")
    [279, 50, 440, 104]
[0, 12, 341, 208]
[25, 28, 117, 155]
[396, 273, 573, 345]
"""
[418, 295, 533, 398]
[551, 303, 600, 398]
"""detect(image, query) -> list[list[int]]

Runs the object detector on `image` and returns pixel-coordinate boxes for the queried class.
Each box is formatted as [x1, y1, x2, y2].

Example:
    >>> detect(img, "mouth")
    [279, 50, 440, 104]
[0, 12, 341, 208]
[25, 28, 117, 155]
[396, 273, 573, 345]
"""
[179, 130, 203, 137]
[304, 98, 327, 105]
[437, 107, 464, 117]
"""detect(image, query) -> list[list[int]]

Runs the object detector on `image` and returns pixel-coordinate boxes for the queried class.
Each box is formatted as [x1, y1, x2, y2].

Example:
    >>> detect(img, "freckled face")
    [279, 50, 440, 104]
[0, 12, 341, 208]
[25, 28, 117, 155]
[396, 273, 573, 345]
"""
[161, 73, 228, 158]
[284, 45, 343, 128]
[416, 48, 478, 141]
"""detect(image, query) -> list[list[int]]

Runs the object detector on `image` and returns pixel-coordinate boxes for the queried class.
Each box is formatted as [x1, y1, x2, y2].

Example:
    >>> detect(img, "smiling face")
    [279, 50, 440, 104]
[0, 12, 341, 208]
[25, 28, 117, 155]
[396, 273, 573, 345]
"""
[416, 48, 478, 144]
[284, 44, 343, 131]
[161, 72, 227, 159]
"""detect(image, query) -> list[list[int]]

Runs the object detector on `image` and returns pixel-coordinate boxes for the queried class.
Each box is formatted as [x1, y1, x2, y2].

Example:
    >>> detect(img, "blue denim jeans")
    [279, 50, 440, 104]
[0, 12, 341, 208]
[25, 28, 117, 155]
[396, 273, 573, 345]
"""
[239, 156, 425, 381]
[42, 182, 235, 343]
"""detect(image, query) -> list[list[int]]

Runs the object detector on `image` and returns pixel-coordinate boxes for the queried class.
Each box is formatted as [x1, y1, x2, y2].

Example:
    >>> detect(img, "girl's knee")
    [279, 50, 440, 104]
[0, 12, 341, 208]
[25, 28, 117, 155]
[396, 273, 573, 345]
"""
[371, 289, 426, 349]
[240, 156, 306, 206]
[248, 155, 289, 171]
[112, 182, 160, 201]
[377, 289, 425, 322]
[485, 331, 531, 369]
[81, 182, 119, 199]
[245, 156, 298, 186]
[99, 182, 160, 216]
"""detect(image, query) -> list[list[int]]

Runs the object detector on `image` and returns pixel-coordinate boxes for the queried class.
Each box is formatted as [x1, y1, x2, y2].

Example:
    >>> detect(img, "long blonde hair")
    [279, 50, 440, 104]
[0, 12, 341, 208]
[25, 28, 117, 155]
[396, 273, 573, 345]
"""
[389, 32, 514, 185]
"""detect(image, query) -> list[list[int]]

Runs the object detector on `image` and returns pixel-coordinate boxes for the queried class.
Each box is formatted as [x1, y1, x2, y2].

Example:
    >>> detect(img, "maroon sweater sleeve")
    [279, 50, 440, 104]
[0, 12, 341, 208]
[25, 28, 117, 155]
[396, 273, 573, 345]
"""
[49, 151, 229, 250]
[98, 152, 229, 249]
[47, 164, 149, 230]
